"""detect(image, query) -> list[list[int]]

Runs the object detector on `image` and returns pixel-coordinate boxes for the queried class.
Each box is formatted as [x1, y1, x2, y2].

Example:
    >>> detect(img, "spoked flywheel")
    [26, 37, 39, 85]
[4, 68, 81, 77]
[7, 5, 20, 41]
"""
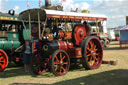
[51, 50, 70, 76]
[31, 51, 47, 75]
[0, 49, 8, 72]
[81, 36, 103, 69]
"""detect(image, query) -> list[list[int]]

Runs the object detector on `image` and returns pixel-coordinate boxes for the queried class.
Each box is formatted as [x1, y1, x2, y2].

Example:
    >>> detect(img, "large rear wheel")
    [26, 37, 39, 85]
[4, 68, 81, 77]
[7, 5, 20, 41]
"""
[51, 50, 70, 76]
[0, 50, 8, 72]
[81, 36, 103, 69]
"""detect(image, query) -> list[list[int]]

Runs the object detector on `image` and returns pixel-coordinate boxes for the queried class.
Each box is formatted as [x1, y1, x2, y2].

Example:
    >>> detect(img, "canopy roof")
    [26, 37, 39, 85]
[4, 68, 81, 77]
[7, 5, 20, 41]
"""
[116, 25, 128, 31]
[19, 8, 107, 21]
[0, 12, 19, 21]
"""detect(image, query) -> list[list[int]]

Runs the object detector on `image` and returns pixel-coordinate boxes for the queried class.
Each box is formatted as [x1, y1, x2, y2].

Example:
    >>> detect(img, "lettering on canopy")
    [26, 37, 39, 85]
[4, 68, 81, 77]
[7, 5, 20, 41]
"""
[0, 16, 18, 21]
[47, 14, 107, 21]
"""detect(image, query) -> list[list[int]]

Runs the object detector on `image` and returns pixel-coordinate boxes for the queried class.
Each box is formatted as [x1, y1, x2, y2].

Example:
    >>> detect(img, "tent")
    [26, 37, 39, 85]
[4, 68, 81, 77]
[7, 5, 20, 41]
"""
[117, 25, 128, 48]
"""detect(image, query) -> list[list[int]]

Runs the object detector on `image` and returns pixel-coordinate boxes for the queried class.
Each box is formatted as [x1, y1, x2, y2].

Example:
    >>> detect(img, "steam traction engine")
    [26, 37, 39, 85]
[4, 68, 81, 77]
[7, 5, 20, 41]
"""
[19, 8, 106, 76]
[0, 10, 24, 72]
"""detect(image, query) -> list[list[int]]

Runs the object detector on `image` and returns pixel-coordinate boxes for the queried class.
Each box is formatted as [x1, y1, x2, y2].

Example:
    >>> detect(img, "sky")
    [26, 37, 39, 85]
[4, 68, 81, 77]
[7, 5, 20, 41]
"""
[0, 0, 128, 28]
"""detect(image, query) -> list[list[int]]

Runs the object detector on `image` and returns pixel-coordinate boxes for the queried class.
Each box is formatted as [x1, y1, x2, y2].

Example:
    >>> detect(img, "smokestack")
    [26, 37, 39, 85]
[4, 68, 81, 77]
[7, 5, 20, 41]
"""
[45, 0, 51, 7]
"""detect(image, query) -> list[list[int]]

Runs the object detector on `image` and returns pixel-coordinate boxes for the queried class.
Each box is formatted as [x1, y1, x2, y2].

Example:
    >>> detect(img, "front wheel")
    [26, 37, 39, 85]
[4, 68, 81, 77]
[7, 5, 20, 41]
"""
[51, 50, 70, 76]
[0, 50, 8, 72]
[81, 36, 103, 70]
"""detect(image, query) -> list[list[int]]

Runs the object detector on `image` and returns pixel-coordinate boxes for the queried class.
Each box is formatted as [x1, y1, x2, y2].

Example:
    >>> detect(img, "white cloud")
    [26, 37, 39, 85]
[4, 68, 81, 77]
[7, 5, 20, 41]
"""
[91, 0, 128, 28]
[57, 0, 90, 12]
[0, 0, 8, 12]
[13, 5, 20, 12]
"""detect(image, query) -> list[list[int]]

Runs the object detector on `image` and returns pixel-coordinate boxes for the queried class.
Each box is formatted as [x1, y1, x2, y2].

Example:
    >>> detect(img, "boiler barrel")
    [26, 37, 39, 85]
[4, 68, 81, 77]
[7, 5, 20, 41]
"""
[0, 40, 20, 50]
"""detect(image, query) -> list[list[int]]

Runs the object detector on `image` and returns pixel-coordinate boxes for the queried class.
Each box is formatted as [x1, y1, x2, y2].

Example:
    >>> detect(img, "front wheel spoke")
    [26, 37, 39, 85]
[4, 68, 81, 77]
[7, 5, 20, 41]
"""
[59, 66, 62, 73]
[0, 60, 5, 63]
[55, 56, 59, 62]
[0, 53, 2, 56]
[62, 56, 66, 61]
[60, 53, 62, 60]
[0, 63, 4, 68]
[55, 65, 59, 71]
[54, 62, 60, 65]
[63, 62, 68, 64]
[61, 66, 65, 72]
[0, 57, 4, 61]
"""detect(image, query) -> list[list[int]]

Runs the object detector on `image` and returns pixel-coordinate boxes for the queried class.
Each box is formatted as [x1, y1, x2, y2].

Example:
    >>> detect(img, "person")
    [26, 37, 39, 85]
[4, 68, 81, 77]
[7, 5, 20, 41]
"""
[23, 40, 32, 73]
[83, 21, 91, 35]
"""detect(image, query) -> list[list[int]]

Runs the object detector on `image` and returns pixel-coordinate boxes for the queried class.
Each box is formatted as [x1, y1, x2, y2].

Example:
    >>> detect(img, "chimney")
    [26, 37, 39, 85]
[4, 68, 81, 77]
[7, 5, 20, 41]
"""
[45, 0, 51, 7]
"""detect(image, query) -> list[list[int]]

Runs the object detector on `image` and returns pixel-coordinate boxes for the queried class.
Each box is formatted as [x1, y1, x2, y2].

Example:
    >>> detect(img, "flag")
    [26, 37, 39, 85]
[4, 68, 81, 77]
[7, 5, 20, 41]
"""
[61, 0, 66, 2]
[27, 0, 30, 8]
[39, 0, 41, 7]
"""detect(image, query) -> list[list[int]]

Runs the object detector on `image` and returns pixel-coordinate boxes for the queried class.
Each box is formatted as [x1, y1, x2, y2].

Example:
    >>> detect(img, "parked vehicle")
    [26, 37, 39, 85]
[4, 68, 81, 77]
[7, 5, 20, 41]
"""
[19, 8, 107, 76]
[0, 10, 24, 72]
[88, 21, 111, 48]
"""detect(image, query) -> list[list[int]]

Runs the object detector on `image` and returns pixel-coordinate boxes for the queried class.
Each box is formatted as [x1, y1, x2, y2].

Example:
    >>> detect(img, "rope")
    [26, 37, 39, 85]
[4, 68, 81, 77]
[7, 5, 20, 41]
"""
[41, 18, 47, 38]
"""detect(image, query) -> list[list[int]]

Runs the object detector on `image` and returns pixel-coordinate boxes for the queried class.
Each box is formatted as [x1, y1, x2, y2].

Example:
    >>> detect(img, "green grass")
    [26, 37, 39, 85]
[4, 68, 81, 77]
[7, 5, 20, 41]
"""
[0, 41, 128, 85]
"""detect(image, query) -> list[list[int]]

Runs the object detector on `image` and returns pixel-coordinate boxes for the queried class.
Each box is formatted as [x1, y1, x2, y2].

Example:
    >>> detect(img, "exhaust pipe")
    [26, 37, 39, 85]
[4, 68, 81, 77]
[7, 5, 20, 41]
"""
[45, 0, 51, 7]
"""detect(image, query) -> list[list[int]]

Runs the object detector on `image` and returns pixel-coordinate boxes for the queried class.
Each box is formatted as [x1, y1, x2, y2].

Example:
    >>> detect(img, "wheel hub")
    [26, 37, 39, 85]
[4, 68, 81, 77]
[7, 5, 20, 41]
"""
[60, 61, 64, 65]
[91, 51, 96, 56]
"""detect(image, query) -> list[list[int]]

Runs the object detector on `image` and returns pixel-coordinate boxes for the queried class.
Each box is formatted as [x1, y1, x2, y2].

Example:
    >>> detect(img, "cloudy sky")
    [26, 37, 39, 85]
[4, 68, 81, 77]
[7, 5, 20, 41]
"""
[0, 0, 128, 28]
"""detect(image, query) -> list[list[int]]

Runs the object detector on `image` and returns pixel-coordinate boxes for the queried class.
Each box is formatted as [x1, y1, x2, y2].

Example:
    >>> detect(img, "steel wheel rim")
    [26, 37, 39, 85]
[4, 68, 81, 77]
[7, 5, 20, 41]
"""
[53, 51, 69, 75]
[0, 50, 8, 72]
[86, 39, 103, 69]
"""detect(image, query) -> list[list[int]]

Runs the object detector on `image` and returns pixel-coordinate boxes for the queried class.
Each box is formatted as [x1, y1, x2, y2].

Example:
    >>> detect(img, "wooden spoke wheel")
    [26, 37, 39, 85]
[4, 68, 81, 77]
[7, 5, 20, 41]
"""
[100, 40, 104, 47]
[104, 39, 110, 48]
[0, 50, 8, 72]
[31, 51, 47, 75]
[81, 36, 103, 69]
[51, 50, 70, 76]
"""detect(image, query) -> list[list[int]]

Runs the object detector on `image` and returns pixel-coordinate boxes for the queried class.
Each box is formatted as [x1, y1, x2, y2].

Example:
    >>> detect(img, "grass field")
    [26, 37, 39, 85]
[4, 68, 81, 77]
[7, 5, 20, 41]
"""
[0, 41, 128, 85]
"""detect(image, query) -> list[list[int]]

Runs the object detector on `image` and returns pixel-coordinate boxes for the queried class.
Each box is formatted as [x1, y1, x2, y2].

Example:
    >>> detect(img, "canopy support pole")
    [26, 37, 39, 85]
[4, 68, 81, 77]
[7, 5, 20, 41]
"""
[38, 11, 41, 40]
[28, 12, 31, 40]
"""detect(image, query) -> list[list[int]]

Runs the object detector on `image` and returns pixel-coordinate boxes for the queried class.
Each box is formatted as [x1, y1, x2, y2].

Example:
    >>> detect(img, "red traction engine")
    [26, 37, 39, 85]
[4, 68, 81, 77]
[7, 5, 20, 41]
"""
[31, 25, 103, 76]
